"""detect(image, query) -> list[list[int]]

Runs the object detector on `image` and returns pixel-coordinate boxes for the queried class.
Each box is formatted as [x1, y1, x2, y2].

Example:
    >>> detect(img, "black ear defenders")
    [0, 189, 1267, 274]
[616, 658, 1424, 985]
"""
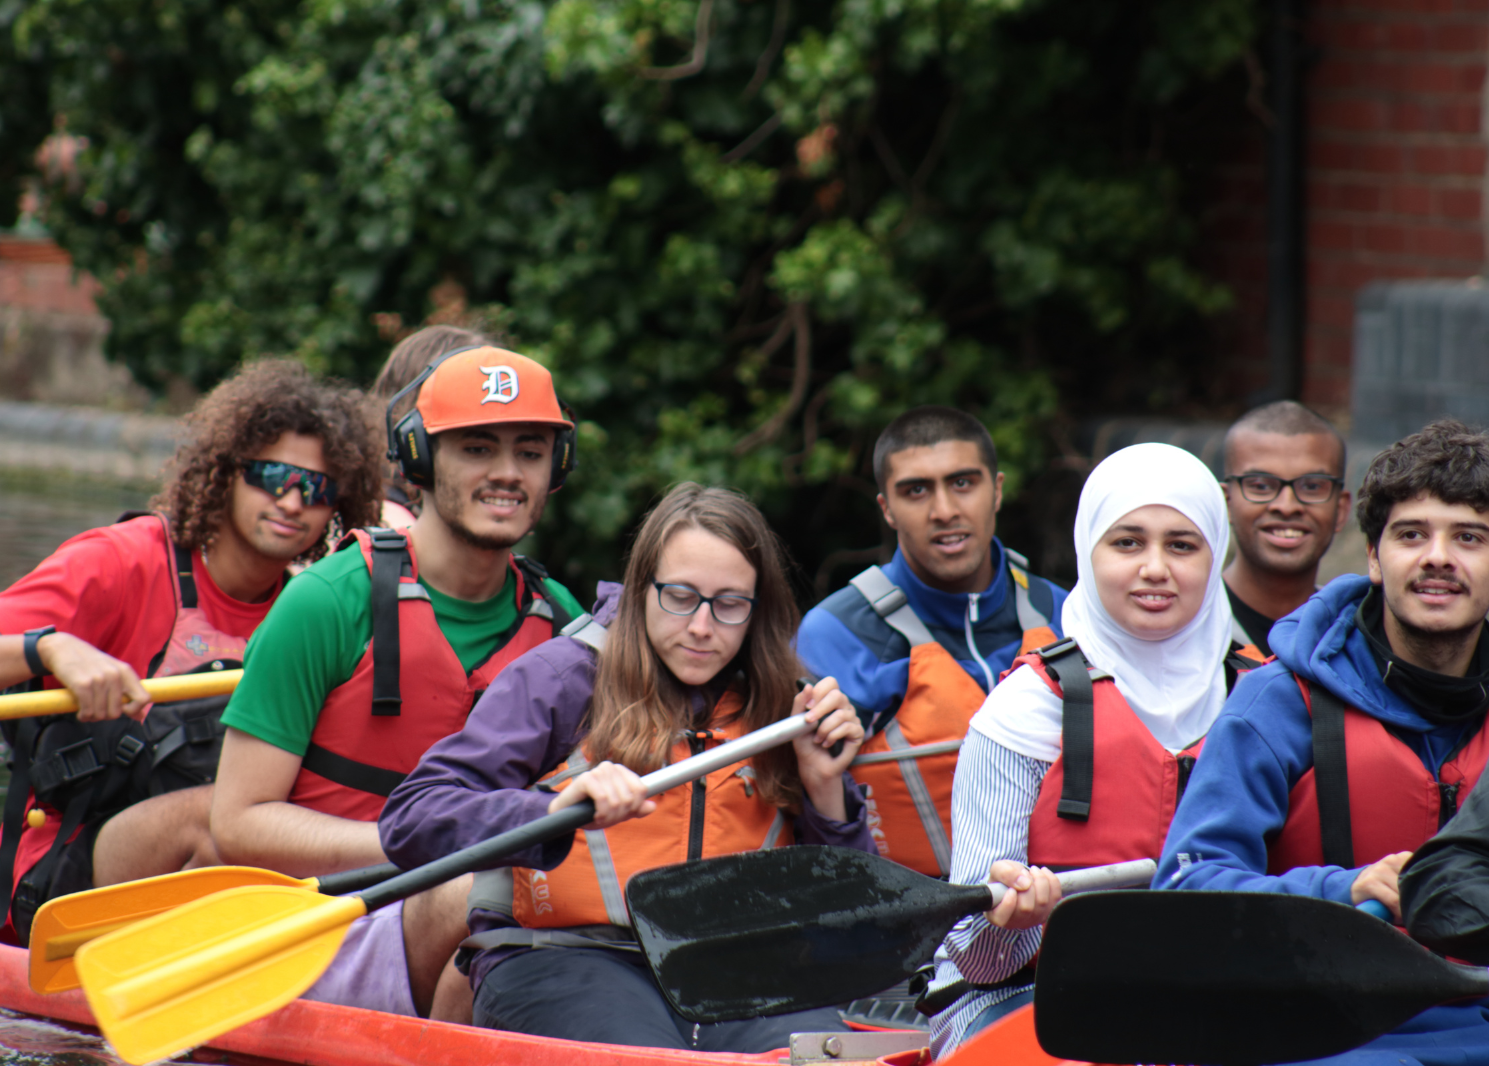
[384, 346, 579, 494]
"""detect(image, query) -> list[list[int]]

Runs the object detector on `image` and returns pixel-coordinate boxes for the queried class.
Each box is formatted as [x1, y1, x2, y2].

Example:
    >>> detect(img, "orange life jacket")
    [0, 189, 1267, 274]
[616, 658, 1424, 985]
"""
[512, 690, 790, 929]
[1268, 675, 1489, 872]
[845, 563, 1057, 876]
[1025, 639, 1265, 870]
[289, 528, 565, 821]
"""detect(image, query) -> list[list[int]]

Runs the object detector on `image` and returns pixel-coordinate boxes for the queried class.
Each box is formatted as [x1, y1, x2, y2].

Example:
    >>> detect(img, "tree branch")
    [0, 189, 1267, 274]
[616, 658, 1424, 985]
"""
[734, 302, 811, 455]
[639, 0, 714, 80]
[868, 124, 913, 195]
[722, 112, 783, 164]
[743, 0, 790, 98]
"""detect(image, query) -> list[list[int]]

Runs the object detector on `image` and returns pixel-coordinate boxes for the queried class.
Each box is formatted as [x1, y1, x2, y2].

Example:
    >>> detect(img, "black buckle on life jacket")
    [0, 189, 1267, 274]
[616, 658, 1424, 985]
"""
[113, 734, 146, 767]
[13, 879, 41, 913]
[32, 740, 105, 793]
[181, 717, 219, 745]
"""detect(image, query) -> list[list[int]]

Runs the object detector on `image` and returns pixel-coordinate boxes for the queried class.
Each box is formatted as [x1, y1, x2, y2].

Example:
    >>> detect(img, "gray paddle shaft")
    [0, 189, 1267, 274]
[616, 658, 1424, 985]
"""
[983, 857, 1157, 907]
[360, 713, 818, 911]
[640, 714, 816, 795]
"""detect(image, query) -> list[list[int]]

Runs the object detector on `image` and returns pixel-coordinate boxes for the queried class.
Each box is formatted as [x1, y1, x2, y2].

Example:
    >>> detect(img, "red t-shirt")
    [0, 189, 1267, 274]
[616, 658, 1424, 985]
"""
[2, 515, 282, 936]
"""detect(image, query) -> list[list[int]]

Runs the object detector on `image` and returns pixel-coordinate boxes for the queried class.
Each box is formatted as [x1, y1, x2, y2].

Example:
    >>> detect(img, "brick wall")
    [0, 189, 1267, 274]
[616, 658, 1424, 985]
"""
[1204, 0, 1488, 419]
[0, 236, 101, 316]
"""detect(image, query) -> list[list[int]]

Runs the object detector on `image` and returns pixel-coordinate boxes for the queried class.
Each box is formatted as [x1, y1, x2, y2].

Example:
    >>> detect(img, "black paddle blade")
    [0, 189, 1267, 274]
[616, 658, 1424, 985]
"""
[626, 846, 987, 1023]
[1036, 891, 1489, 1066]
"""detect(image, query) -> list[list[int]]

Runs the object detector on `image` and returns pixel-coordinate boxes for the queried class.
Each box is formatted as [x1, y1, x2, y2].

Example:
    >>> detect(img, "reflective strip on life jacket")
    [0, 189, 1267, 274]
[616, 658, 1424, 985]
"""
[844, 563, 1051, 876]
[1004, 548, 1056, 649]
[1267, 674, 1489, 873]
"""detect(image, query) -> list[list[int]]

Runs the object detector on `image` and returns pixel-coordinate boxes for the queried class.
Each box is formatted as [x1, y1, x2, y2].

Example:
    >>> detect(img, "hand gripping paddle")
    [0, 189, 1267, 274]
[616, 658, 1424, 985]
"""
[0, 670, 243, 720]
[1034, 890, 1489, 1066]
[28, 861, 400, 994]
[73, 711, 825, 1065]
[625, 847, 1156, 1022]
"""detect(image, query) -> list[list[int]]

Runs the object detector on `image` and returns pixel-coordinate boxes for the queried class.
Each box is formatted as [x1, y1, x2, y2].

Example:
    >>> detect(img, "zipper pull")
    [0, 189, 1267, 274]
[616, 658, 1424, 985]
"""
[968, 593, 979, 624]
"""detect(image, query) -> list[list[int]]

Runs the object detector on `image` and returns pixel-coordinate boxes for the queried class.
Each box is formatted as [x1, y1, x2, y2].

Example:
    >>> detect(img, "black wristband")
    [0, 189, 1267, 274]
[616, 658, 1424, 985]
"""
[23, 626, 56, 677]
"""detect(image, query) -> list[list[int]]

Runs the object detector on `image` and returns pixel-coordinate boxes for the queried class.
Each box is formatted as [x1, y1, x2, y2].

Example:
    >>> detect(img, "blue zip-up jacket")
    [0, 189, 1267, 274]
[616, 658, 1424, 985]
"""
[1156, 574, 1489, 1064]
[1158, 573, 1484, 900]
[796, 539, 1067, 733]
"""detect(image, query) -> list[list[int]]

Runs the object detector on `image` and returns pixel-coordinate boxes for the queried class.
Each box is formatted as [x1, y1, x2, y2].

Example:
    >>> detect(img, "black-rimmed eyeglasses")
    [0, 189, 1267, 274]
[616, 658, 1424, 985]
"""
[652, 581, 756, 625]
[1223, 473, 1344, 505]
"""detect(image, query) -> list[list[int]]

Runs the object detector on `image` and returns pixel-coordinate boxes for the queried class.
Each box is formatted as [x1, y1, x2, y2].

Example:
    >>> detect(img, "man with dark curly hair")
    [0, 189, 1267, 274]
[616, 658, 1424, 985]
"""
[0, 359, 382, 945]
[1156, 418, 1489, 1063]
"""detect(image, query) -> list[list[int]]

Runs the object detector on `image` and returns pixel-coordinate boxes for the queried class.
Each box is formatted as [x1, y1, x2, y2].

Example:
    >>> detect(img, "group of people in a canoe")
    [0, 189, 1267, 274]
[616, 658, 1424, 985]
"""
[2, 326, 1488, 1065]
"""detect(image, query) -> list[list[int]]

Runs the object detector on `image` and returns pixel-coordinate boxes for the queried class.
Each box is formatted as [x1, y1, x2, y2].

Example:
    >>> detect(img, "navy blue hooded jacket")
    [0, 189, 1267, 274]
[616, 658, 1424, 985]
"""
[1158, 573, 1484, 900]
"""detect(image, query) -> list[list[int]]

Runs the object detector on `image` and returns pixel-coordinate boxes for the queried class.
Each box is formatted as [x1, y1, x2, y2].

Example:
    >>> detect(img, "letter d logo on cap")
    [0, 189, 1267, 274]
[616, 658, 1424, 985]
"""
[479, 365, 520, 405]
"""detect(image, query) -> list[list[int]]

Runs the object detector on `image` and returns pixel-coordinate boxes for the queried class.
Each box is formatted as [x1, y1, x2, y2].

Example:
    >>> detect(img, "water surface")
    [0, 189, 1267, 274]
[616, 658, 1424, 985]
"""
[0, 474, 153, 593]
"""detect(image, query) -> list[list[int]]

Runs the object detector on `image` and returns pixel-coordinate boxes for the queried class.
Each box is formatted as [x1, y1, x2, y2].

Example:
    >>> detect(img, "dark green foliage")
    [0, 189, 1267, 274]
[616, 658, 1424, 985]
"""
[7, 0, 1256, 595]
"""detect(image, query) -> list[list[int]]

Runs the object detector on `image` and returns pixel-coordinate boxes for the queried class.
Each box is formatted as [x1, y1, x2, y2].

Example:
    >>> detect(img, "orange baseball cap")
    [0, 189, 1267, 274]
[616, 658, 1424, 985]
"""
[416, 347, 574, 434]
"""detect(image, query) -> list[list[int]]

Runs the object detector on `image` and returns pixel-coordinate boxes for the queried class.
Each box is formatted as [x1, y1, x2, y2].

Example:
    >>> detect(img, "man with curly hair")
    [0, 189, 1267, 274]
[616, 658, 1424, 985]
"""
[211, 345, 585, 1023]
[0, 359, 383, 945]
[1156, 418, 1489, 1063]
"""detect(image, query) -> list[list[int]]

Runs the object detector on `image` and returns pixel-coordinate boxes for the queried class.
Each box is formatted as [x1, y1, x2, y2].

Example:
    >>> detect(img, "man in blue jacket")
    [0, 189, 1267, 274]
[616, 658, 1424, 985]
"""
[797, 406, 1067, 875]
[1157, 418, 1489, 1064]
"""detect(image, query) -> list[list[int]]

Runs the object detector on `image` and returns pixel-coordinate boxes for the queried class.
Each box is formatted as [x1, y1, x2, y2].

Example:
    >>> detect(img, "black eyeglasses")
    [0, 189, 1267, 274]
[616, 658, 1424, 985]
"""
[242, 460, 339, 508]
[652, 581, 756, 625]
[1224, 473, 1344, 505]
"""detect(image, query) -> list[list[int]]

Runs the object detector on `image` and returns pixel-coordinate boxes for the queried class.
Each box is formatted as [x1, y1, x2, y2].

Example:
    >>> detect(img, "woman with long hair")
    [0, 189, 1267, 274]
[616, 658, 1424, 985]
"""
[925, 443, 1260, 1056]
[380, 483, 872, 1051]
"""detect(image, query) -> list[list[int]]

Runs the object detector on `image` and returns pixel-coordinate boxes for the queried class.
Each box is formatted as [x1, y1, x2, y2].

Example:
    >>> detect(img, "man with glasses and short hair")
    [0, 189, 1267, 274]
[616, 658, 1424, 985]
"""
[0, 360, 384, 944]
[210, 346, 585, 1024]
[1221, 401, 1351, 656]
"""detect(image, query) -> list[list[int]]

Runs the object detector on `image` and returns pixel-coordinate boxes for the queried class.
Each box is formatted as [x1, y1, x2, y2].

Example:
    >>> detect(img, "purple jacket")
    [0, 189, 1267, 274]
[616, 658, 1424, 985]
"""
[379, 582, 876, 986]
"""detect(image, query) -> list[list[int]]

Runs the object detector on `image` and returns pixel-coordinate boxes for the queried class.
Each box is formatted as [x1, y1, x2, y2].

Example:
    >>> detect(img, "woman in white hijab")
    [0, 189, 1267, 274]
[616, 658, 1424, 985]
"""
[926, 443, 1255, 1058]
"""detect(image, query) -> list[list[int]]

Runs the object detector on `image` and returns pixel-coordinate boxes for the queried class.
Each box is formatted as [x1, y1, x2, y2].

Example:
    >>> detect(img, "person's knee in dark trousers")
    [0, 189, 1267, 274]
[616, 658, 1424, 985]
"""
[473, 947, 848, 1052]
[474, 948, 687, 1049]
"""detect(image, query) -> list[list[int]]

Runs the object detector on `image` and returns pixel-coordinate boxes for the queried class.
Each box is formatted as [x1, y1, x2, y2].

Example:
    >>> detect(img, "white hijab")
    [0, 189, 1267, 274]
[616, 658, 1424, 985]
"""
[972, 443, 1234, 761]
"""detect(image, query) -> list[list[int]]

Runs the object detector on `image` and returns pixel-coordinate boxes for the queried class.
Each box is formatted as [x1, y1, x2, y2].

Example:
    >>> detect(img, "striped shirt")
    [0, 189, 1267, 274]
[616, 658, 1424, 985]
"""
[927, 729, 1052, 1057]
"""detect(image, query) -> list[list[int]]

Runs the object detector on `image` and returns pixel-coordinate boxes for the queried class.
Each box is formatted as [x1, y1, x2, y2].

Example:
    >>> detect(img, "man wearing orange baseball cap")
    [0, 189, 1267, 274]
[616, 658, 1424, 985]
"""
[211, 346, 586, 1023]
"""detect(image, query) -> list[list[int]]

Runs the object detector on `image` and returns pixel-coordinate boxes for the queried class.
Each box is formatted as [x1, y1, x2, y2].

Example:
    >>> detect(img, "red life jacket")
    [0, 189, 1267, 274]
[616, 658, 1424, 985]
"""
[1268, 675, 1489, 872]
[512, 689, 790, 929]
[1026, 638, 1265, 870]
[845, 562, 1057, 876]
[288, 528, 566, 822]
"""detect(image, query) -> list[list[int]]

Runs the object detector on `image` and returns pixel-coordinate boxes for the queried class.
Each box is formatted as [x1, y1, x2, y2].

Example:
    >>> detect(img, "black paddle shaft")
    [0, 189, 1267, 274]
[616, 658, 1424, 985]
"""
[626, 846, 1155, 1023]
[359, 803, 595, 912]
[1036, 891, 1489, 1066]
[317, 862, 402, 895]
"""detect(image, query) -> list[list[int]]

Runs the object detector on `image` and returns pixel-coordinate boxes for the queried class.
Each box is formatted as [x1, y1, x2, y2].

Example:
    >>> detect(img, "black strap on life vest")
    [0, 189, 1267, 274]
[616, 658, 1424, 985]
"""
[0, 711, 39, 929]
[1308, 682, 1355, 870]
[1042, 639, 1095, 822]
[300, 743, 410, 798]
[368, 529, 409, 716]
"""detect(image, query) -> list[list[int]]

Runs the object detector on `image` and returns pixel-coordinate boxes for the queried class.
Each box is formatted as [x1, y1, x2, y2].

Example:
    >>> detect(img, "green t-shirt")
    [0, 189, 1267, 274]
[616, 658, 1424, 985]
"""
[221, 545, 585, 757]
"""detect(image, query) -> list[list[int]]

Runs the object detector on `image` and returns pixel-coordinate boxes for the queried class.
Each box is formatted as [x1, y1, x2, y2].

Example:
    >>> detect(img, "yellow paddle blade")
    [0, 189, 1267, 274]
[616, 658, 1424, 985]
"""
[0, 670, 243, 720]
[29, 866, 316, 994]
[76, 885, 366, 1065]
